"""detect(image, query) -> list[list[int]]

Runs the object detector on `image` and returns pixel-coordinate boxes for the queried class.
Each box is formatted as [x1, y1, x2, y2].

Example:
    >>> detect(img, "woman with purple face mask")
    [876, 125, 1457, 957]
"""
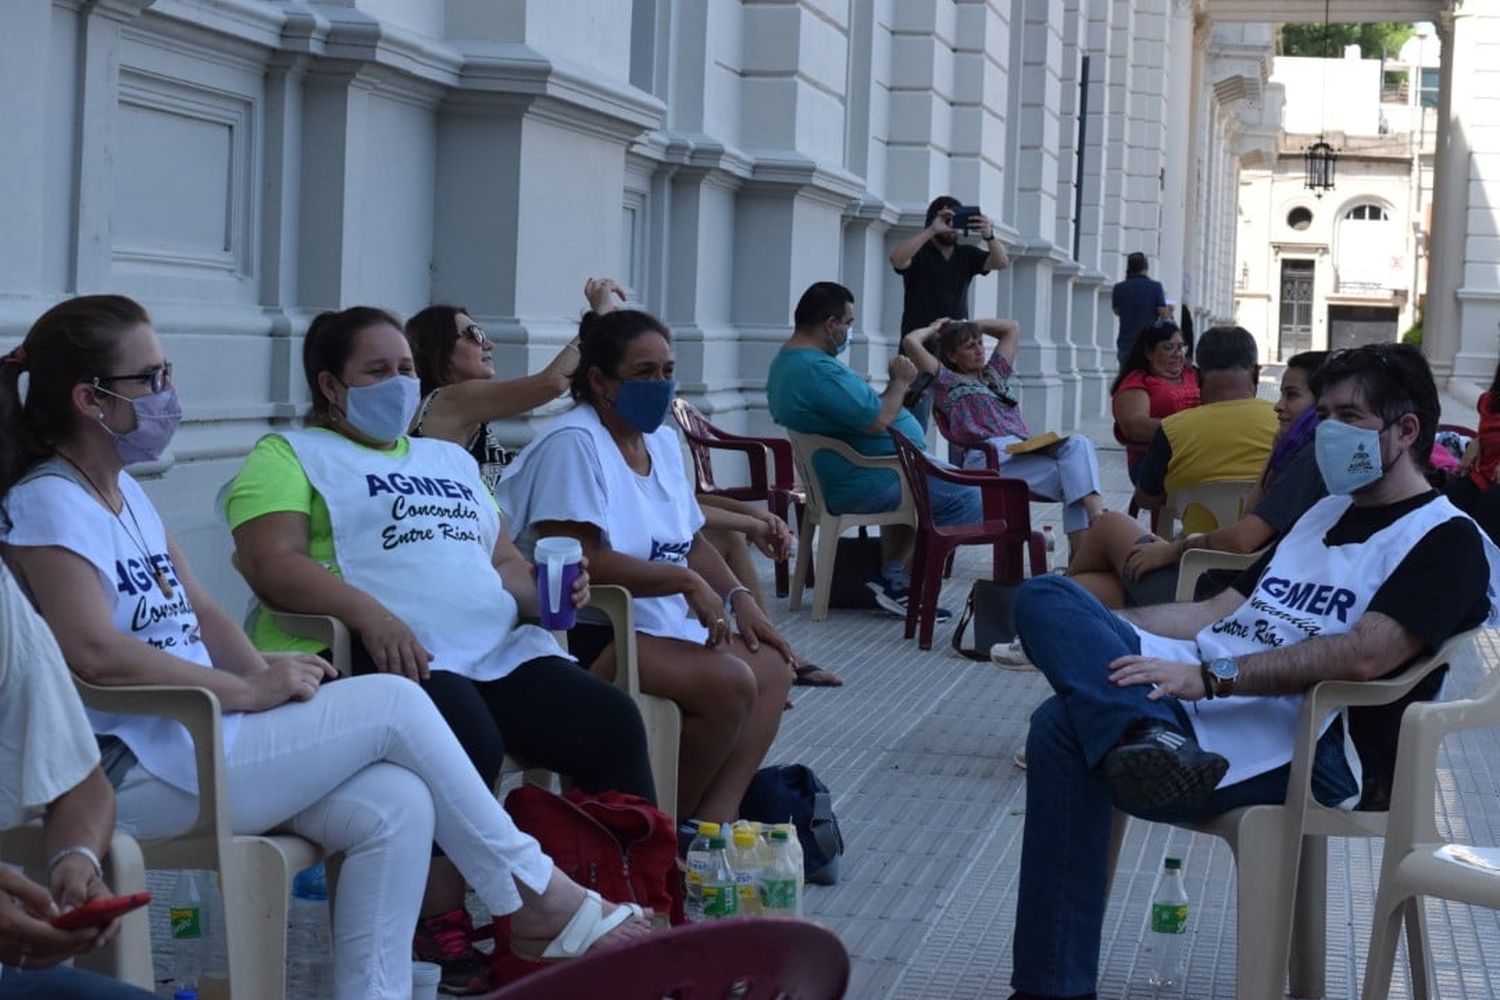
[0, 297, 652, 1000]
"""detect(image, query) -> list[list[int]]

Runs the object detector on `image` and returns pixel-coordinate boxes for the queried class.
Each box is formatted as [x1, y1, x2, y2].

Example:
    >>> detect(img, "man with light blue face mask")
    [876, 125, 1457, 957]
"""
[997, 343, 1500, 1000]
[767, 282, 983, 620]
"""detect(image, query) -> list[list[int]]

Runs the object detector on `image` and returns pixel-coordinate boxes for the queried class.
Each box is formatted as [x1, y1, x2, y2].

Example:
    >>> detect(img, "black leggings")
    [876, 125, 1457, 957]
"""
[348, 646, 656, 804]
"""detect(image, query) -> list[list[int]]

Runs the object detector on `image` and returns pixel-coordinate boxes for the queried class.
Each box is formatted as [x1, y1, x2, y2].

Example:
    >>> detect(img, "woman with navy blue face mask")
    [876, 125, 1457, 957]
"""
[497, 307, 795, 827]
[224, 307, 657, 993]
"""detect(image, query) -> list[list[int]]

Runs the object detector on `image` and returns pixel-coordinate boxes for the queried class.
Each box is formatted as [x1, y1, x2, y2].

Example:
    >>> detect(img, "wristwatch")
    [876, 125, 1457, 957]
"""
[1200, 657, 1239, 699]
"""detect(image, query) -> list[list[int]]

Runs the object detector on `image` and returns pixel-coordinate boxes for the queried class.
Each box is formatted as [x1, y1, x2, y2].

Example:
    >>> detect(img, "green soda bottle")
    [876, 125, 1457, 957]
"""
[700, 836, 739, 919]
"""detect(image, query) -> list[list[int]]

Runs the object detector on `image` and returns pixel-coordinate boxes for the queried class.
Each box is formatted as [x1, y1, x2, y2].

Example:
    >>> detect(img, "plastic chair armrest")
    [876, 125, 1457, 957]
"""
[684, 432, 771, 495]
[587, 584, 641, 700]
[267, 611, 352, 676]
[72, 680, 229, 853]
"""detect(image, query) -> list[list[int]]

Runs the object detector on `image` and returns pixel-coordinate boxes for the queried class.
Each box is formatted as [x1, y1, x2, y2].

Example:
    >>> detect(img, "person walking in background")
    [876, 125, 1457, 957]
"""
[1112, 251, 1172, 365]
[889, 195, 1008, 429]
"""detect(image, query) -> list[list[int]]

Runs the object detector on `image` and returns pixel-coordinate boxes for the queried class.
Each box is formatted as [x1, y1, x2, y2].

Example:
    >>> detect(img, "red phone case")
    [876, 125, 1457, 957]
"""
[51, 891, 151, 930]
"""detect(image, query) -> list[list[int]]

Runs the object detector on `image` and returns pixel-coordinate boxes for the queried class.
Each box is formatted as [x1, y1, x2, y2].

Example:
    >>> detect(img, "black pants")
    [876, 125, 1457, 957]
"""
[349, 646, 656, 804]
[1447, 475, 1500, 545]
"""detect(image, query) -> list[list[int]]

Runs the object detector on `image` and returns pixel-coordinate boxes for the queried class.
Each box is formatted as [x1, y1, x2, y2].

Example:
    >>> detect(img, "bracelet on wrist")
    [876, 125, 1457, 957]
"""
[47, 845, 102, 879]
[723, 585, 753, 612]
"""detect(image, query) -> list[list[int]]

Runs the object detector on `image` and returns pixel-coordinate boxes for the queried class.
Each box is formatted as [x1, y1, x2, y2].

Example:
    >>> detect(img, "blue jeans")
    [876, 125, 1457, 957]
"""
[1010, 575, 1358, 996]
[0, 965, 155, 999]
[840, 464, 982, 525]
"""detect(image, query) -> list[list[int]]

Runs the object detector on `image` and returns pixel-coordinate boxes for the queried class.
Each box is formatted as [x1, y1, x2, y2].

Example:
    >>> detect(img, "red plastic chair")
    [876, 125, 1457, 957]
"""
[889, 428, 1046, 650]
[488, 917, 850, 1000]
[1112, 421, 1161, 533]
[671, 398, 807, 597]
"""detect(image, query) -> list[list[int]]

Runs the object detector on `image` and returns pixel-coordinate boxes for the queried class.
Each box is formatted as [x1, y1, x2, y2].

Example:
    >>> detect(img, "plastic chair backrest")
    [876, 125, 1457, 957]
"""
[889, 427, 937, 524]
[489, 918, 850, 1000]
[670, 397, 721, 494]
[1162, 478, 1257, 537]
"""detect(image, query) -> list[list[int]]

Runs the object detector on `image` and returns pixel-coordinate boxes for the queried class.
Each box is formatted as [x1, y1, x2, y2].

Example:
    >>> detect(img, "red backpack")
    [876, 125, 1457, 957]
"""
[487, 786, 685, 985]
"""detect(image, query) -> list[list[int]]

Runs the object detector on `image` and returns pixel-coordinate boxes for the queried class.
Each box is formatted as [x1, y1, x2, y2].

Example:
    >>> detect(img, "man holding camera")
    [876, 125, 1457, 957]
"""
[889, 196, 1009, 430]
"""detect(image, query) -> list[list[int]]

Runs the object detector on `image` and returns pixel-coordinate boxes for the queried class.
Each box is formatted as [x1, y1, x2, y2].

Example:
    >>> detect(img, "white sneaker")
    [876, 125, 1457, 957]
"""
[989, 639, 1037, 672]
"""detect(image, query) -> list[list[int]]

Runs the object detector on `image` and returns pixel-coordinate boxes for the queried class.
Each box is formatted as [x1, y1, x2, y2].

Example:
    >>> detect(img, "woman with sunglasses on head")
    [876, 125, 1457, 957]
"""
[1110, 318, 1200, 479]
[405, 293, 588, 495]
[0, 296, 651, 1000]
[495, 305, 795, 826]
[223, 305, 656, 994]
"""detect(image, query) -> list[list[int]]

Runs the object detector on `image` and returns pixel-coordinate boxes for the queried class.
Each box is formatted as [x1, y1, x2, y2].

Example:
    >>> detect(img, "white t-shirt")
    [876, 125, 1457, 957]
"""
[0, 564, 99, 829]
[498, 405, 708, 643]
[2, 461, 240, 793]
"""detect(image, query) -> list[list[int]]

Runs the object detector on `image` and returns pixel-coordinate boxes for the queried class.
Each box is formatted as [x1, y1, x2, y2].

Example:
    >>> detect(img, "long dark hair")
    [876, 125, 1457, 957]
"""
[405, 304, 466, 398]
[570, 309, 672, 406]
[1109, 318, 1181, 395]
[0, 295, 146, 496]
[302, 306, 403, 425]
[1488, 356, 1500, 413]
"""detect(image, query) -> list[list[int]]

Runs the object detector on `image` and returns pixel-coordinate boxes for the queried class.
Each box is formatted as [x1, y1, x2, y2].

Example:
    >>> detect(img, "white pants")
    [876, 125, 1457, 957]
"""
[961, 435, 1104, 533]
[114, 674, 552, 1000]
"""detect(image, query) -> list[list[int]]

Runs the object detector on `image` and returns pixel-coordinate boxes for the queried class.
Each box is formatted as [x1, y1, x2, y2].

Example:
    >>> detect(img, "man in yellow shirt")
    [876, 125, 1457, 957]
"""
[1132, 325, 1278, 534]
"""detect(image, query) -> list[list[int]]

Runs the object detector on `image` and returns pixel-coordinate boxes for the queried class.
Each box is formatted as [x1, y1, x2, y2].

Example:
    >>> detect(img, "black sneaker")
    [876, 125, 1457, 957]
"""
[1099, 723, 1228, 816]
[866, 577, 952, 623]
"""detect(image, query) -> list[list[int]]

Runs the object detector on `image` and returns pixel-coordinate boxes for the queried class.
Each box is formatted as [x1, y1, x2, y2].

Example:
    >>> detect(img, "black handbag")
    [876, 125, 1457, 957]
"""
[828, 527, 884, 609]
[950, 579, 1022, 660]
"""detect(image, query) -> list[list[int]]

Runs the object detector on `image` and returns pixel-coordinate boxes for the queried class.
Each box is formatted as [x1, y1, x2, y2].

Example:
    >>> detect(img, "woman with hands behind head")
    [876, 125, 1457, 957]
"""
[0, 563, 153, 999]
[0, 296, 650, 1000]
[497, 305, 795, 824]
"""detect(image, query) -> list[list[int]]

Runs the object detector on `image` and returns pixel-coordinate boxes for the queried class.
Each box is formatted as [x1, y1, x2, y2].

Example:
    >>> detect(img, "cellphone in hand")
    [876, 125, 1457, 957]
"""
[950, 205, 981, 231]
[51, 891, 151, 931]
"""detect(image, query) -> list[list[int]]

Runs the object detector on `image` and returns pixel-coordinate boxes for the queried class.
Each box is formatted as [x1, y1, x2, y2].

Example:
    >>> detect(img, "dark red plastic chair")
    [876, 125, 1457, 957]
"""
[671, 398, 807, 597]
[1112, 421, 1160, 533]
[487, 917, 850, 1000]
[889, 428, 1046, 650]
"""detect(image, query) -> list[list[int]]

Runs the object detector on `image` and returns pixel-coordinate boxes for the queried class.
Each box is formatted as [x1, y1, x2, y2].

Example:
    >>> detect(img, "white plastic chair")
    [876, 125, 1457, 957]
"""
[1106, 557, 1479, 999]
[1362, 659, 1500, 999]
[787, 431, 915, 621]
[1160, 478, 1258, 539]
[72, 678, 324, 999]
[1172, 546, 1264, 602]
[0, 824, 154, 990]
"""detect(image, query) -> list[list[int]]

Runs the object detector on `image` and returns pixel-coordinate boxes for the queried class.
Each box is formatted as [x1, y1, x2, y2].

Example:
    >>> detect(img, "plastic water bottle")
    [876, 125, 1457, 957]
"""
[169, 871, 206, 989]
[1042, 525, 1058, 572]
[700, 836, 738, 919]
[773, 821, 805, 899]
[729, 825, 763, 916]
[758, 828, 802, 917]
[684, 821, 721, 923]
[1144, 857, 1189, 989]
[287, 861, 334, 994]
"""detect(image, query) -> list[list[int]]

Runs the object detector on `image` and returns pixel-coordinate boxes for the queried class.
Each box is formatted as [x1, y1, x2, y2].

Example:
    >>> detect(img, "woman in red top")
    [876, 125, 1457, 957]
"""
[1446, 360, 1500, 542]
[1110, 318, 1200, 477]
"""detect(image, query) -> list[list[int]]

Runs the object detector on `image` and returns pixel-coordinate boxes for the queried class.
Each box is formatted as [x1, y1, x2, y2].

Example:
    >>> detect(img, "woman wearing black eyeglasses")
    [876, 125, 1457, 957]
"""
[1110, 318, 1200, 478]
[405, 291, 593, 494]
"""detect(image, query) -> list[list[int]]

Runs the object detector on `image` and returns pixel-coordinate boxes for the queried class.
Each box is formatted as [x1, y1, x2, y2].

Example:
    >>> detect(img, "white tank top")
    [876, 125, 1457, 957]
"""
[278, 430, 565, 680]
[3, 461, 240, 794]
[1135, 493, 1500, 788]
[502, 405, 709, 644]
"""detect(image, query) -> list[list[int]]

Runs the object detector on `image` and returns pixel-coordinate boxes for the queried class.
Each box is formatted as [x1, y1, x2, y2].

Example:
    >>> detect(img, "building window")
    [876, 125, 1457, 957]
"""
[1344, 204, 1388, 221]
[1287, 207, 1314, 231]
[1419, 67, 1439, 109]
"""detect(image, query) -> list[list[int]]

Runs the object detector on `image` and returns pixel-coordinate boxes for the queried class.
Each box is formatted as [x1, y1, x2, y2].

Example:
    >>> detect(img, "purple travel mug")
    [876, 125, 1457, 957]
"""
[535, 536, 583, 630]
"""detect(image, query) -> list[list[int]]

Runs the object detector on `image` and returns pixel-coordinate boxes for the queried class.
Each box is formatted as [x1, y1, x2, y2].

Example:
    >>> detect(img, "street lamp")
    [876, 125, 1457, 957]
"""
[1304, 139, 1337, 193]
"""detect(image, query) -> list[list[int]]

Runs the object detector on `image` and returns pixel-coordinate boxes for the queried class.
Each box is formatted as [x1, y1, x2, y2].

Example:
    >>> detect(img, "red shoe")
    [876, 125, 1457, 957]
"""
[412, 907, 491, 996]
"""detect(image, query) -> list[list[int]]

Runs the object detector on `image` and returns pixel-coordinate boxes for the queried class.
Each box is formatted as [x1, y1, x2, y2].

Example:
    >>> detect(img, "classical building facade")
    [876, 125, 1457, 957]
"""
[5, 0, 1494, 603]
[1235, 34, 1438, 360]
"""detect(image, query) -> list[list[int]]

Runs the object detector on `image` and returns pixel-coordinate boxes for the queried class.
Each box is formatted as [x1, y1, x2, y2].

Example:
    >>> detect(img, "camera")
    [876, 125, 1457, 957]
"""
[950, 205, 982, 232]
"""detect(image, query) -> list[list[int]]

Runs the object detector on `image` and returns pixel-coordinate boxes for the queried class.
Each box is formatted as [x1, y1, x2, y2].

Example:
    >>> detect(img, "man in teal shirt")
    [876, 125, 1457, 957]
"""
[767, 281, 981, 615]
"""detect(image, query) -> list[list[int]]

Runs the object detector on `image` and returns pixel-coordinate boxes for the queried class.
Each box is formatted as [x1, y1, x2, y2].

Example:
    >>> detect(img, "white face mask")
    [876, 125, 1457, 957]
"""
[1314, 418, 1386, 495]
[340, 375, 421, 443]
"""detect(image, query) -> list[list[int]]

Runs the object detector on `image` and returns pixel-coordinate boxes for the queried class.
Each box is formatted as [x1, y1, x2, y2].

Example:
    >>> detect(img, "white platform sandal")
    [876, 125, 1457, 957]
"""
[509, 889, 646, 962]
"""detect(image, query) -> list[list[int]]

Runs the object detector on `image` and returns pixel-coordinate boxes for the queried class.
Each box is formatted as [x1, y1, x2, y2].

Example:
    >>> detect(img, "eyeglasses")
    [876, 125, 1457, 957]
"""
[92, 363, 173, 394]
[1156, 341, 1186, 356]
[461, 324, 490, 347]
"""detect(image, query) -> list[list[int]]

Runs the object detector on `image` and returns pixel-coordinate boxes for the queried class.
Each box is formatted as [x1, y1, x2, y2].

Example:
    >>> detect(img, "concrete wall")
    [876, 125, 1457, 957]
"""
[0, 0, 1267, 611]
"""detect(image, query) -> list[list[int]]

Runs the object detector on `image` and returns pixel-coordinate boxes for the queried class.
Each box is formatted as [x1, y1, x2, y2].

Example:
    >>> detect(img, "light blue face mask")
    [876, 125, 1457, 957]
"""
[341, 375, 421, 443]
[1314, 418, 1385, 495]
[829, 327, 851, 356]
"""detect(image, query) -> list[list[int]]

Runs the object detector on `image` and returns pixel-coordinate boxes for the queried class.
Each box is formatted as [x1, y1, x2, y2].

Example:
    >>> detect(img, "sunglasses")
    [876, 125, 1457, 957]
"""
[461, 324, 490, 347]
[92, 363, 173, 395]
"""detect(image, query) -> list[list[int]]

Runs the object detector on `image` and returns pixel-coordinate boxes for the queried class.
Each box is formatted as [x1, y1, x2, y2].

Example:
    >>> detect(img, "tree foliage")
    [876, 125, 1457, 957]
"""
[1278, 22, 1415, 59]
